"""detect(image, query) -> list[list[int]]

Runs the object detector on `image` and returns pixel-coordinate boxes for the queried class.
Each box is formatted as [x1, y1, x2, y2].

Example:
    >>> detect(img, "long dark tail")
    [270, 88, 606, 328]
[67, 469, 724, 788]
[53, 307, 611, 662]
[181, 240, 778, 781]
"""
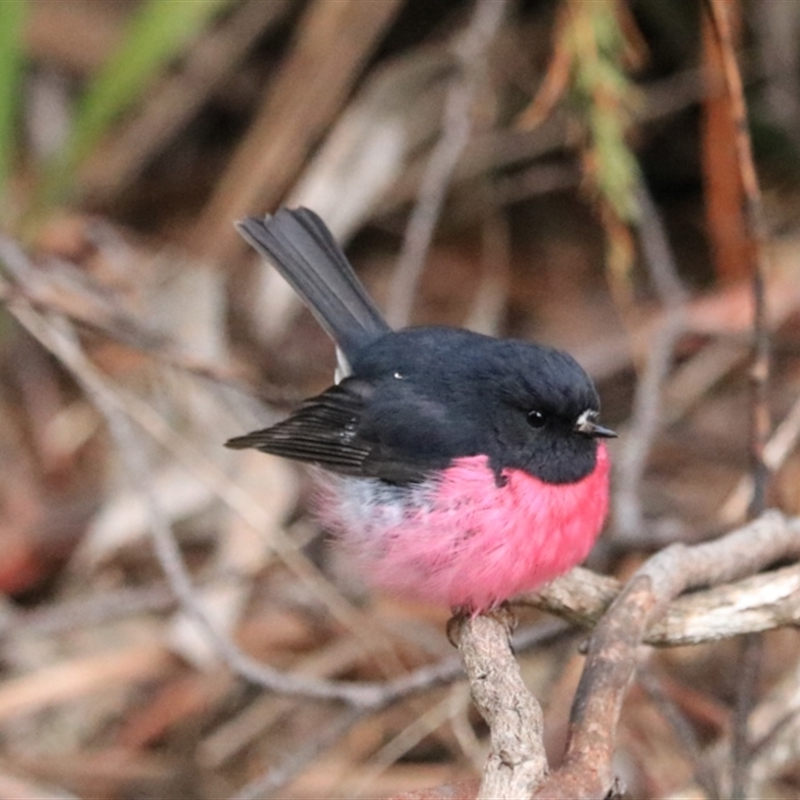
[237, 208, 390, 361]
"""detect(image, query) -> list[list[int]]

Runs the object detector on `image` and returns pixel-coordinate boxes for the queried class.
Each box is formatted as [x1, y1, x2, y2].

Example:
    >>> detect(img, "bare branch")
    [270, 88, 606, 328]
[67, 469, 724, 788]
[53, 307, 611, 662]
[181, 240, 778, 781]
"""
[613, 180, 688, 541]
[532, 511, 800, 799]
[522, 559, 800, 647]
[721, 383, 800, 522]
[386, 0, 509, 328]
[638, 666, 721, 800]
[452, 612, 548, 800]
[230, 707, 366, 800]
[0, 231, 254, 394]
[704, 1, 773, 794]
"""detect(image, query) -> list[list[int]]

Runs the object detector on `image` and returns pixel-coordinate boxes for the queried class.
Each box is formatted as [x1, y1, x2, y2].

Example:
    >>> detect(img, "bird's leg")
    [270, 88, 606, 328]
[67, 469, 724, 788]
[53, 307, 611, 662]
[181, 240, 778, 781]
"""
[446, 607, 468, 648]
[446, 601, 517, 648]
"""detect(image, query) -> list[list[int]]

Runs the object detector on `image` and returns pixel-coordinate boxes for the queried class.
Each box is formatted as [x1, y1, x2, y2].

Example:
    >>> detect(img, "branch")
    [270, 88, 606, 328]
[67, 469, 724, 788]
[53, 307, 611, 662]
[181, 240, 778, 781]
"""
[229, 707, 366, 800]
[453, 612, 548, 799]
[0, 231, 253, 392]
[386, 0, 509, 327]
[522, 559, 800, 647]
[531, 511, 800, 799]
[613, 180, 687, 541]
[704, 2, 773, 794]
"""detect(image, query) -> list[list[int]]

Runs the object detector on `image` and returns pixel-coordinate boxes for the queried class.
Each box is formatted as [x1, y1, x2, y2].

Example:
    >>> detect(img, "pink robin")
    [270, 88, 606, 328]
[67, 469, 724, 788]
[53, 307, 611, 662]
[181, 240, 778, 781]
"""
[228, 208, 614, 613]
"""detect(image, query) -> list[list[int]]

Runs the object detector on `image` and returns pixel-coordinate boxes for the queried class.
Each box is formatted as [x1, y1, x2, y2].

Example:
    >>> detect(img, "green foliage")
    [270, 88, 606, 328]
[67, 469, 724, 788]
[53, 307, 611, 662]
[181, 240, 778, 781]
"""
[39, 0, 232, 209]
[0, 0, 27, 214]
[566, 0, 641, 224]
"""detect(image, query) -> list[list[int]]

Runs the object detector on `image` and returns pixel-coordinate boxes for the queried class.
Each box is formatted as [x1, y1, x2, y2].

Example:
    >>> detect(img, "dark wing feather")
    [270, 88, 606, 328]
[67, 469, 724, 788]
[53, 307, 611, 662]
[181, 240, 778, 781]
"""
[226, 378, 436, 483]
[226, 381, 370, 473]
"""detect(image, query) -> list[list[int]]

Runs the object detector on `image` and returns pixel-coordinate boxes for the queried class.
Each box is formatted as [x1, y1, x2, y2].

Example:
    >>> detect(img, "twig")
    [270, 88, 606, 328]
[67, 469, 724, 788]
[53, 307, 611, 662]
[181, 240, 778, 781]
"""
[342, 690, 470, 799]
[6, 299, 390, 707]
[732, 632, 764, 798]
[0, 232, 258, 395]
[664, 337, 747, 427]
[230, 706, 366, 800]
[531, 511, 800, 799]
[613, 180, 688, 541]
[0, 583, 177, 640]
[0, 642, 171, 722]
[638, 666, 721, 800]
[681, 647, 800, 798]
[522, 558, 800, 647]
[720, 377, 800, 523]
[704, 2, 773, 795]
[747, 654, 800, 793]
[703, 1, 772, 511]
[386, 0, 508, 327]
[452, 612, 548, 800]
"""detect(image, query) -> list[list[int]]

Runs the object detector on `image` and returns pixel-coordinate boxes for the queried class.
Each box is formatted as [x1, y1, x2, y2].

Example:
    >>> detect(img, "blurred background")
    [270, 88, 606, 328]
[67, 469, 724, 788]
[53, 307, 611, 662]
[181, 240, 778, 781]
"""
[0, 0, 799, 797]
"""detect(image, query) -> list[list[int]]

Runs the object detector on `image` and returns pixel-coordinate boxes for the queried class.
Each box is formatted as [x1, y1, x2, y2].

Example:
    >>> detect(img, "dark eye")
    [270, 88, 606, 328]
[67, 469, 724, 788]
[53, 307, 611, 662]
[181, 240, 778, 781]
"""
[527, 410, 546, 428]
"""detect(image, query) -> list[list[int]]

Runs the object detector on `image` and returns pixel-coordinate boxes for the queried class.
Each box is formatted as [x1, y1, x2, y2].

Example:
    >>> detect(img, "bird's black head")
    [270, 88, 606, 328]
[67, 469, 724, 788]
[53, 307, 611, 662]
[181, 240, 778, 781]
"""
[477, 340, 614, 483]
[352, 328, 615, 485]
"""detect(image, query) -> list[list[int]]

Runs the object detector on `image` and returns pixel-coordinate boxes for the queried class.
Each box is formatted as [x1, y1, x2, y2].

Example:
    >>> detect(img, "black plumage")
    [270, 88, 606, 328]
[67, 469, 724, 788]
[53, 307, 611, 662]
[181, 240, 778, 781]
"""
[227, 209, 614, 486]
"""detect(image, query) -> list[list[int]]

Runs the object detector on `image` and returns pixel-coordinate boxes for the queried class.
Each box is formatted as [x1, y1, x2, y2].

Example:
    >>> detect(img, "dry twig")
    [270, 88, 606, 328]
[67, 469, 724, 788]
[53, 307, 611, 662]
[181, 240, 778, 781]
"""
[0, 231, 249, 391]
[229, 707, 366, 800]
[704, 2, 773, 795]
[525, 559, 800, 647]
[637, 666, 721, 800]
[193, 0, 403, 262]
[386, 0, 508, 327]
[613, 181, 687, 542]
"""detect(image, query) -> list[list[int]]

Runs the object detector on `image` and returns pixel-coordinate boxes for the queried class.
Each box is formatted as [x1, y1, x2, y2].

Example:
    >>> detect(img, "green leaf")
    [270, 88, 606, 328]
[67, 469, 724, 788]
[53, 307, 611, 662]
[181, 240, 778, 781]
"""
[0, 0, 27, 211]
[43, 0, 232, 206]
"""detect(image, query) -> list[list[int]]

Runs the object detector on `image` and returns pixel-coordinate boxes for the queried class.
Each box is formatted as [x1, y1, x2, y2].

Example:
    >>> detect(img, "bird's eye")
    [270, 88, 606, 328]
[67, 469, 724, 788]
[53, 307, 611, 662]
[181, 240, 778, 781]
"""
[527, 410, 546, 428]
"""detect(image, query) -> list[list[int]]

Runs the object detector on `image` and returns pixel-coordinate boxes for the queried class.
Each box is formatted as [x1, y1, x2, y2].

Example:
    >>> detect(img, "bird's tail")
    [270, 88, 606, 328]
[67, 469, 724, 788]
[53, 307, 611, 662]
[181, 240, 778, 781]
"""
[237, 208, 390, 362]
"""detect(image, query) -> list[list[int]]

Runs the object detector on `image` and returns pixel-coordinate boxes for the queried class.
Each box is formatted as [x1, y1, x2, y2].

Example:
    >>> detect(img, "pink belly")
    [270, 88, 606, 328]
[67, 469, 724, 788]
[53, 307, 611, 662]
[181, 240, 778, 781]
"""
[320, 445, 610, 611]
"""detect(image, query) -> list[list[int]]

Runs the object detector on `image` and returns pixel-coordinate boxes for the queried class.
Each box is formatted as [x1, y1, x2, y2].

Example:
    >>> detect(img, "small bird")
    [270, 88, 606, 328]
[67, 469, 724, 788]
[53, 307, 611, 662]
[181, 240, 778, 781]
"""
[227, 208, 615, 612]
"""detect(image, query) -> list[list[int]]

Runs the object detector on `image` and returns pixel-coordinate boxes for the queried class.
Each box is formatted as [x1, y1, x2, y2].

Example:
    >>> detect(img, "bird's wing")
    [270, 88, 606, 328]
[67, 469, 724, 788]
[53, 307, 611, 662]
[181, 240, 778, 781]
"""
[226, 378, 456, 484]
[226, 380, 370, 472]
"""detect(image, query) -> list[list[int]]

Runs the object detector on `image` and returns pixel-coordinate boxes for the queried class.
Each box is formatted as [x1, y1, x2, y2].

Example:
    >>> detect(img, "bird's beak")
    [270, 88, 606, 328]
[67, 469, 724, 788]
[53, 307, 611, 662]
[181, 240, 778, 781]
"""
[574, 411, 617, 439]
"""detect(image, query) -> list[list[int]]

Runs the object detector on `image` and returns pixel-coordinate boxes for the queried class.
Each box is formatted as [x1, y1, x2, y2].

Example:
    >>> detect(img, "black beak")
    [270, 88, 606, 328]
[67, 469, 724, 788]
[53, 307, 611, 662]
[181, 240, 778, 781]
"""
[574, 413, 617, 439]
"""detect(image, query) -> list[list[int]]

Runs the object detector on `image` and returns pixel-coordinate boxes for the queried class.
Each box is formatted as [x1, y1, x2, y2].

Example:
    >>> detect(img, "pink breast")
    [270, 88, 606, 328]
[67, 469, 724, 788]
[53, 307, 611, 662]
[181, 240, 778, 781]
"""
[321, 445, 610, 611]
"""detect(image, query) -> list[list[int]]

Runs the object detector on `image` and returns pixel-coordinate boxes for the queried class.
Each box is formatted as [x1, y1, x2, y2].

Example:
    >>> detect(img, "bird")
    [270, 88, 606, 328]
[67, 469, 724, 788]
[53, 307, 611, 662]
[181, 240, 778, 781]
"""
[227, 208, 615, 613]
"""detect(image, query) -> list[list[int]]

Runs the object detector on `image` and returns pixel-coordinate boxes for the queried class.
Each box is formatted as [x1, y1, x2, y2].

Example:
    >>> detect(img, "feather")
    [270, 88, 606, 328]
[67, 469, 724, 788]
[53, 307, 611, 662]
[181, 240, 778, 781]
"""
[226, 379, 434, 483]
[236, 208, 389, 361]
